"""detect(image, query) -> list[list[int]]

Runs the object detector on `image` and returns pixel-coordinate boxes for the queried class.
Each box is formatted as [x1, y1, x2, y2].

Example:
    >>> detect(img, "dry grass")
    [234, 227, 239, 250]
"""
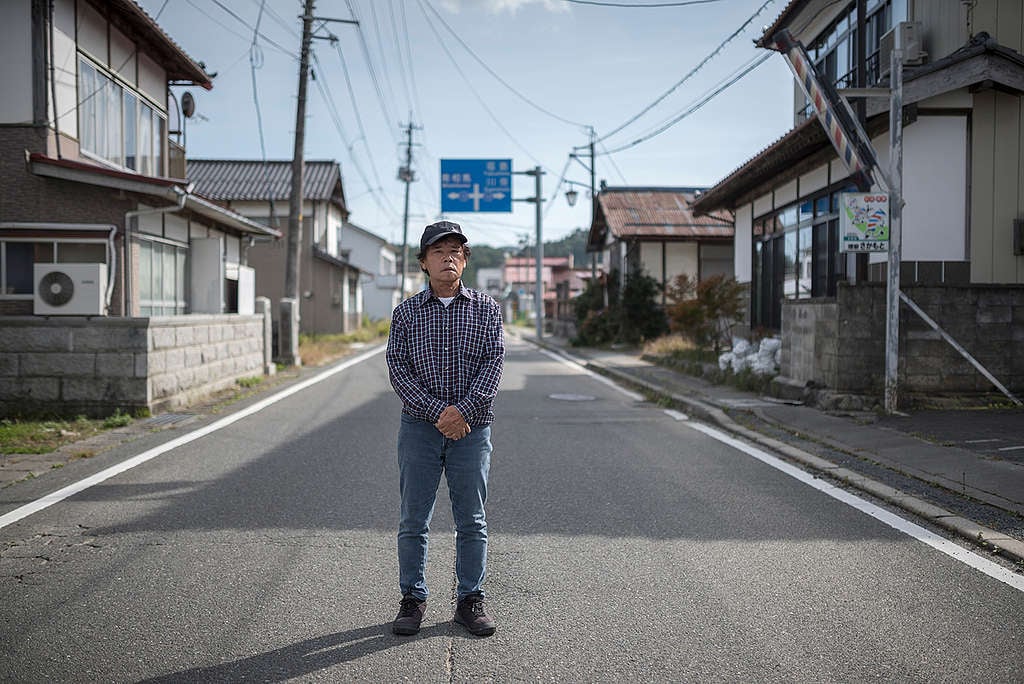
[298, 319, 390, 367]
[642, 334, 697, 356]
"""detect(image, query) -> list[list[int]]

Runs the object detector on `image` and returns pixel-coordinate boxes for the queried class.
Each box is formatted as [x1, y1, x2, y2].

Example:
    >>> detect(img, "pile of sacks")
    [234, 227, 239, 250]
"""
[718, 337, 781, 376]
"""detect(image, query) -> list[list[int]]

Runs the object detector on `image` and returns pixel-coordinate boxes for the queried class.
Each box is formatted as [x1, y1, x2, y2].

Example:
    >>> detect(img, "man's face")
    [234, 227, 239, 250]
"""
[421, 236, 467, 287]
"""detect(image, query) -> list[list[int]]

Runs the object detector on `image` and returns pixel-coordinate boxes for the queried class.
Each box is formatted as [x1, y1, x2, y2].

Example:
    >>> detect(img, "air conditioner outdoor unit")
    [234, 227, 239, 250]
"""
[33, 263, 108, 316]
[879, 21, 927, 78]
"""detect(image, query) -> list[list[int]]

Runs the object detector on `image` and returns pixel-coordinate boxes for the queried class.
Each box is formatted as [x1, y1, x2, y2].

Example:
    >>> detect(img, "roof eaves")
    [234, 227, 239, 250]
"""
[105, 0, 213, 89]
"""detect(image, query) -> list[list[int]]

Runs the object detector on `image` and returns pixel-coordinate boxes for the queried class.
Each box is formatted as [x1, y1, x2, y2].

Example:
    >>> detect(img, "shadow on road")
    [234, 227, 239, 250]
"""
[139, 622, 457, 682]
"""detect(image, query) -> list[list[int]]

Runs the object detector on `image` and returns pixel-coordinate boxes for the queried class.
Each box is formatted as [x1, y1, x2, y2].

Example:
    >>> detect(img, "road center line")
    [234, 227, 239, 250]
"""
[685, 421, 1024, 594]
[0, 345, 387, 531]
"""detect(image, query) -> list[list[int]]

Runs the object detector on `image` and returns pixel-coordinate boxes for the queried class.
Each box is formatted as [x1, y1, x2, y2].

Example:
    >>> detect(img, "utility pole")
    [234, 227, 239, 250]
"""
[570, 127, 598, 279]
[398, 121, 419, 299]
[281, 0, 316, 367]
[884, 43, 905, 414]
[514, 166, 544, 339]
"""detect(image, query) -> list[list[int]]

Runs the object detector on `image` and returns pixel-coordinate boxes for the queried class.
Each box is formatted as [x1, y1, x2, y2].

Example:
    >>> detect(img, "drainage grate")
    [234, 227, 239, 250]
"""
[144, 413, 196, 427]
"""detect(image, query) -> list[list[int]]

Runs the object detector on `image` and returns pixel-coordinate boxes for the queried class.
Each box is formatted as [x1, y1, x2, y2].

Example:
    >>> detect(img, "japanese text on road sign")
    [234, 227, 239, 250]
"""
[440, 159, 512, 213]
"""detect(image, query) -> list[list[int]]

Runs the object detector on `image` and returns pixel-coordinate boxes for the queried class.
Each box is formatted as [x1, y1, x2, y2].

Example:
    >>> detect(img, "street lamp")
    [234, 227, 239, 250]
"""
[563, 179, 590, 208]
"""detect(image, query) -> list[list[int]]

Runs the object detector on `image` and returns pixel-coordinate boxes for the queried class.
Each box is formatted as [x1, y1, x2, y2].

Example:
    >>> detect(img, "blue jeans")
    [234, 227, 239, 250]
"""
[397, 414, 492, 602]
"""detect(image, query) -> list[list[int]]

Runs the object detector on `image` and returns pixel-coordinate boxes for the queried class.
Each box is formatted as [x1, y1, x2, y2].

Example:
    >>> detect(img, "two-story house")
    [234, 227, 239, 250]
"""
[0, 0, 280, 417]
[342, 221, 401, 322]
[186, 159, 366, 335]
[692, 0, 1024, 403]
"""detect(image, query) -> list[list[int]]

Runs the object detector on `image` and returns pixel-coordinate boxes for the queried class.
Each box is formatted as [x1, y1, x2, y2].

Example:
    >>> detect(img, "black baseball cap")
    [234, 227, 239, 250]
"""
[420, 220, 467, 252]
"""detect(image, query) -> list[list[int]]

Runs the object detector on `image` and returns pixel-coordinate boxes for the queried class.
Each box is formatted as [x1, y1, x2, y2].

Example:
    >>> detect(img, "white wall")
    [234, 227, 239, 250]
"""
[800, 166, 829, 196]
[640, 242, 663, 281]
[665, 242, 698, 283]
[52, 0, 77, 140]
[870, 115, 968, 263]
[734, 203, 753, 283]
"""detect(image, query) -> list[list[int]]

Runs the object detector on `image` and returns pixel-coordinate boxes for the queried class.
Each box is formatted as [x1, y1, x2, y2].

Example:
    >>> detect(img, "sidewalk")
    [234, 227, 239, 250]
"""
[521, 331, 1024, 565]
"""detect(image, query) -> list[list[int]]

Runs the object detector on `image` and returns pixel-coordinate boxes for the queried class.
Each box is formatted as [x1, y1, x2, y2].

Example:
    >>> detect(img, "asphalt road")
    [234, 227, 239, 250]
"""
[1, 336, 1022, 682]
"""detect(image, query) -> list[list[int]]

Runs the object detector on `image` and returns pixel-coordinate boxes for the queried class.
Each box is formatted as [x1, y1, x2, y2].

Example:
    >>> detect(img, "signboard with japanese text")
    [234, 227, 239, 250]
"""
[840, 192, 890, 252]
[440, 159, 512, 213]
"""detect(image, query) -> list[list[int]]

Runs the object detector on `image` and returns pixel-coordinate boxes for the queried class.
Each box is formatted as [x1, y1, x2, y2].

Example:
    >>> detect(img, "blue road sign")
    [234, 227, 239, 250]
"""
[440, 159, 512, 213]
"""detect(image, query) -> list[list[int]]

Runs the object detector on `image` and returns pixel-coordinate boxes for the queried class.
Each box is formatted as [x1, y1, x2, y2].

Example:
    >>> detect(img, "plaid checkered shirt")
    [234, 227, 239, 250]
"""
[386, 284, 505, 427]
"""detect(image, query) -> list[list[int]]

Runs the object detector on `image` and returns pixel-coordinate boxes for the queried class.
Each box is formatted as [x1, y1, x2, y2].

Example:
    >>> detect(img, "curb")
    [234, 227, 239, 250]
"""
[527, 335, 1024, 566]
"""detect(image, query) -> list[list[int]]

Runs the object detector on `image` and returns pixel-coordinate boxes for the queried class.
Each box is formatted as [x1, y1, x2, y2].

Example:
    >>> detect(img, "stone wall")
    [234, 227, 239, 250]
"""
[0, 308, 274, 418]
[780, 283, 1024, 402]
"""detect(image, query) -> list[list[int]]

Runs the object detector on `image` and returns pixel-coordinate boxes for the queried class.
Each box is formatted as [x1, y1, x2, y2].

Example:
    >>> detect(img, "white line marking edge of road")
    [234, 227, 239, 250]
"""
[0, 345, 388, 531]
[537, 347, 645, 401]
[685, 421, 1024, 594]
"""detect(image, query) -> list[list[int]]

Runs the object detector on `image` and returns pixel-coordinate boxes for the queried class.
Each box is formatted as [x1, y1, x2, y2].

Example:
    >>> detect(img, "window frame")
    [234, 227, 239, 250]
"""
[0, 238, 108, 299]
[77, 55, 167, 176]
[137, 235, 188, 316]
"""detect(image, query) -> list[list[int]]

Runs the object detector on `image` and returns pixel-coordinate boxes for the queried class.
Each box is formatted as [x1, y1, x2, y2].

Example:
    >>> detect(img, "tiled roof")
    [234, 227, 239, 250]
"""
[186, 159, 345, 205]
[595, 187, 733, 241]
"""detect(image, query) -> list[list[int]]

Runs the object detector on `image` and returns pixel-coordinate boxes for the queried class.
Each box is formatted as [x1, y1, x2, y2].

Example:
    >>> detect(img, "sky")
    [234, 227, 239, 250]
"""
[137, 0, 797, 249]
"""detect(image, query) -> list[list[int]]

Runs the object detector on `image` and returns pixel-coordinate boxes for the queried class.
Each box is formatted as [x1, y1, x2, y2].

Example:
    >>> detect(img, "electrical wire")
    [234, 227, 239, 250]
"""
[249, 0, 277, 221]
[593, 0, 774, 145]
[325, 44, 397, 213]
[599, 52, 771, 155]
[419, 0, 590, 131]
[200, 0, 296, 57]
[313, 50, 401, 220]
[345, 0, 401, 147]
[413, 0, 546, 169]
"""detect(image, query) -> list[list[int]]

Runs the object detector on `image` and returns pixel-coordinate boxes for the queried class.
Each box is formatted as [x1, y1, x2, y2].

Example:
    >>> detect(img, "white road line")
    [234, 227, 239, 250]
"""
[996, 445, 1024, 452]
[537, 347, 645, 401]
[663, 409, 689, 421]
[963, 439, 1001, 444]
[685, 421, 1024, 594]
[0, 345, 387, 531]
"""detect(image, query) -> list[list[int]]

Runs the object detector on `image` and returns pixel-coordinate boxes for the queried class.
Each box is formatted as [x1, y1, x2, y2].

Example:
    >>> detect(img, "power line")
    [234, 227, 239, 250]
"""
[413, 0, 546, 169]
[593, 0, 774, 145]
[345, 0, 401, 146]
[325, 43, 399, 216]
[201, 0, 296, 57]
[249, 0, 277, 220]
[599, 52, 770, 155]
[419, 0, 590, 130]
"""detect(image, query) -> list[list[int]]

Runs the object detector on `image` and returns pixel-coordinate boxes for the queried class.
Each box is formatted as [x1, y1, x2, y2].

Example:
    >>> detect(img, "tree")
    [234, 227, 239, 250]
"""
[664, 274, 744, 353]
[572, 268, 667, 346]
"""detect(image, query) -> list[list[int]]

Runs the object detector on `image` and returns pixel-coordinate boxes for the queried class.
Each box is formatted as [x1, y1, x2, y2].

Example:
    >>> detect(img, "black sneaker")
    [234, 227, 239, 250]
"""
[454, 593, 495, 636]
[392, 595, 426, 635]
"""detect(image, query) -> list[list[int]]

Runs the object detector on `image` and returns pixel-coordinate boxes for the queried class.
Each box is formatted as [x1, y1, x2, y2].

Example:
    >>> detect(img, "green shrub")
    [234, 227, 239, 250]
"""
[665, 274, 744, 354]
[572, 269, 667, 346]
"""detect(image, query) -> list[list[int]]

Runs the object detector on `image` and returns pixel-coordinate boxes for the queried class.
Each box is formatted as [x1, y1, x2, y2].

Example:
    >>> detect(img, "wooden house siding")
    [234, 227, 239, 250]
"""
[970, 90, 1024, 283]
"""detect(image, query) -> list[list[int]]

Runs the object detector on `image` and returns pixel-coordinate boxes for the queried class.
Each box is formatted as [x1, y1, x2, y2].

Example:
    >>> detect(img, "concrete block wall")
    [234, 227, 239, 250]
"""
[780, 283, 1024, 399]
[0, 311, 273, 418]
[146, 314, 267, 414]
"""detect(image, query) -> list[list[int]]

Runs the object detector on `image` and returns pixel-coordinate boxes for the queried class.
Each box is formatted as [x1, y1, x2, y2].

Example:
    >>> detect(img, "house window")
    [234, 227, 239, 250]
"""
[0, 240, 105, 297]
[78, 57, 166, 175]
[797, 0, 907, 120]
[139, 238, 187, 316]
[750, 185, 854, 329]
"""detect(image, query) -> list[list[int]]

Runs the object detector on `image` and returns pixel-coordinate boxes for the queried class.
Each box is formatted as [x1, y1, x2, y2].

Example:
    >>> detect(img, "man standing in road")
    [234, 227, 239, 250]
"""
[386, 220, 505, 637]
